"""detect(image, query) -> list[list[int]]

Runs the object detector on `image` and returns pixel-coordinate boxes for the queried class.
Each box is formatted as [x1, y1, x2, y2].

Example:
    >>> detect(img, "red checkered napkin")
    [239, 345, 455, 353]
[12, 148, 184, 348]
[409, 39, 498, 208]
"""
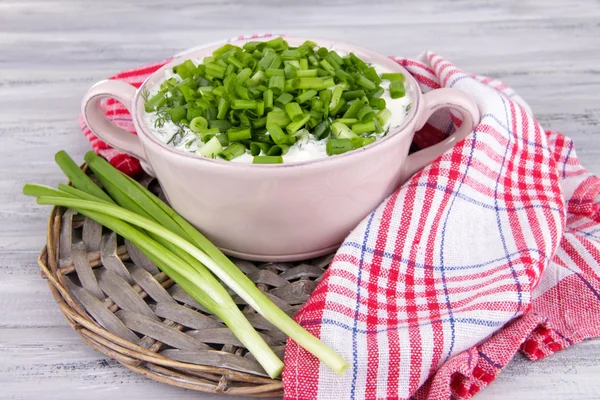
[80, 39, 600, 399]
[283, 53, 600, 399]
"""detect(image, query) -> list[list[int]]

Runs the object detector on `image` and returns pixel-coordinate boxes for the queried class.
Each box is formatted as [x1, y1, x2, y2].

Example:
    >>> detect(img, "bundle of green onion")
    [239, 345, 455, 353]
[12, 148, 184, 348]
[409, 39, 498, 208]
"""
[24, 151, 348, 378]
[144, 37, 406, 163]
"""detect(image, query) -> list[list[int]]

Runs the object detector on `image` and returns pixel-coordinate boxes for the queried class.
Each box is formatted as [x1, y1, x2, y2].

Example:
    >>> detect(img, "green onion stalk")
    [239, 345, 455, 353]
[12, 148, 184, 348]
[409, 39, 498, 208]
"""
[24, 183, 284, 378]
[24, 150, 349, 378]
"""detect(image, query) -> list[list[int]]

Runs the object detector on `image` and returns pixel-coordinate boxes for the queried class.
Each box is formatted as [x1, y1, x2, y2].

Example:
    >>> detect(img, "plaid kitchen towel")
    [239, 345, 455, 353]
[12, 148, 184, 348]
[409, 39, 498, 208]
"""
[283, 53, 600, 399]
[80, 36, 600, 399]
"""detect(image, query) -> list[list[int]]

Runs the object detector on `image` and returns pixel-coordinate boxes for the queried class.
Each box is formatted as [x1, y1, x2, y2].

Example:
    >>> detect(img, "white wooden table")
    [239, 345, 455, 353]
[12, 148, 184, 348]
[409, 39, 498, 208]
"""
[1, 0, 600, 398]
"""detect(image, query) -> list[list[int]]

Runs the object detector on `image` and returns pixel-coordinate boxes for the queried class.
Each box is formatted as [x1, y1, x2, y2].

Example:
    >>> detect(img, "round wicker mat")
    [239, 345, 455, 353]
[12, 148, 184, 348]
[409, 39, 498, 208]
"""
[37, 167, 332, 397]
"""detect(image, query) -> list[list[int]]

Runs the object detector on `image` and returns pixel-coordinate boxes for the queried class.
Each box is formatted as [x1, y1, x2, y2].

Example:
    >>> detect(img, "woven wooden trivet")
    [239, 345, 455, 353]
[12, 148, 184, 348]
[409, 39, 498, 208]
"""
[37, 166, 332, 397]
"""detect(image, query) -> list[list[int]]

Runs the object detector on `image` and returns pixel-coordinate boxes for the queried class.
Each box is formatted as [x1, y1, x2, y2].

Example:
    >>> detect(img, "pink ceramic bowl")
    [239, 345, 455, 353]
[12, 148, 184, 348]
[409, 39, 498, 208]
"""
[82, 35, 479, 261]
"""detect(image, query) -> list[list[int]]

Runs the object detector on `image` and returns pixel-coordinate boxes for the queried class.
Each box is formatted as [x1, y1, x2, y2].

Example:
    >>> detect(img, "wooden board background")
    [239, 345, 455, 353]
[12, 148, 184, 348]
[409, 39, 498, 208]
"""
[1, 0, 599, 398]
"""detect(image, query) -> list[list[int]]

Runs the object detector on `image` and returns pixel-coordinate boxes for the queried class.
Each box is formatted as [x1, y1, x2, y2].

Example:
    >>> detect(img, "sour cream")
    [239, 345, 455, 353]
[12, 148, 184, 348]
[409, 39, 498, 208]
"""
[144, 60, 412, 163]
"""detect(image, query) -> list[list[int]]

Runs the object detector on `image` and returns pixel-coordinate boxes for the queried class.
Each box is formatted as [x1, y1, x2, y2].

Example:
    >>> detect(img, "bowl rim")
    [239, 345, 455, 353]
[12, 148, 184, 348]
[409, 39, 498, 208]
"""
[132, 35, 422, 170]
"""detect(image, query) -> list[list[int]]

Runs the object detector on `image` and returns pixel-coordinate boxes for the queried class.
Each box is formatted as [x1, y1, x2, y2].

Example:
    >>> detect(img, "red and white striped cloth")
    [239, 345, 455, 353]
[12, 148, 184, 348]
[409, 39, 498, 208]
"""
[80, 37, 600, 399]
[283, 53, 600, 399]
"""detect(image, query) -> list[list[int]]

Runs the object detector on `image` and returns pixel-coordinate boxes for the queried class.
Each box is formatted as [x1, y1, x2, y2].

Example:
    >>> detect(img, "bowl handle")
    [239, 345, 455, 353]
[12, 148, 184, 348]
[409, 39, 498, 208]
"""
[403, 88, 480, 180]
[81, 80, 149, 164]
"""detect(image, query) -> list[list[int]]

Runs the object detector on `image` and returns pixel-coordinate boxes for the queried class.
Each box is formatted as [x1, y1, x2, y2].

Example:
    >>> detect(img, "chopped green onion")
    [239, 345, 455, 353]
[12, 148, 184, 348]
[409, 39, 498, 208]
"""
[351, 120, 378, 135]
[356, 75, 377, 90]
[190, 116, 209, 133]
[285, 102, 304, 122]
[275, 92, 294, 108]
[256, 100, 265, 116]
[286, 113, 310, 135]
[144, 92, 166, 112]
[319, 89, 332, 117]
[268, 75, 285, 94]
[231, 99, 257, 110]
[326, 138, 353, 155]
[219, 142, 246, 160]
[237, 67, 253, 83]
[342, 89, 365, 101]
[296, 89, 317, 104]
[363, 67, 382, 85]
[376, 108, 392, 126]
[206, 107, 218, 120]
[253, 155, 283, 164]
[217, 98, 230, 119]
[243, 41, 263, 52]
[251, 131, 273, 144]
[311, 98, 324, 112]
[258, 50, 276, 70]
[329, 97, 346, 117]
[227, 126, 252, 142]
[216, 133, 230, 147]
[263, 89, 274, 110]
[266, 110, 291, 128]
[370, 86, 384, 98]
[205, 63, 226, 79]
[281, 49, 302, 60]
[357, 104, 376, 122]
[235, 85, 251, 100]
[251, 116, 267, 129]
[266, 121, 288, 145]
[198, 128, 220, 143]
[313, 120, 330, 140]
[284, 59, 300, 69]
[209, 119, 232, 133]
[284, 78, 298, 92]
[334, 118, 358, 126]
[267, 144, 290, 156]
[265, 37, 286, 50]
[319, 59, 335, 74]
[389, 81, 406, 99]
[343, 100, 364, 119]
[247, 70, 266, 86]
[351, 136, 377, 149]
[296, 69, 318, 78]
[381, 72, 405, 82]
[329, 86, 344, 112]
[266, 68, 285, 77]
[335, 69, 354, 85]
[297, 77, 328, 90]
[178, 85, 196, 102]
[197, 136, 223, 159]
[331, 122, 358, 139]
[369, 98, 386, 110]
[269, 55, 283, 70]
[250, 142, 271, 156]
[168, 106, 186, 123]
